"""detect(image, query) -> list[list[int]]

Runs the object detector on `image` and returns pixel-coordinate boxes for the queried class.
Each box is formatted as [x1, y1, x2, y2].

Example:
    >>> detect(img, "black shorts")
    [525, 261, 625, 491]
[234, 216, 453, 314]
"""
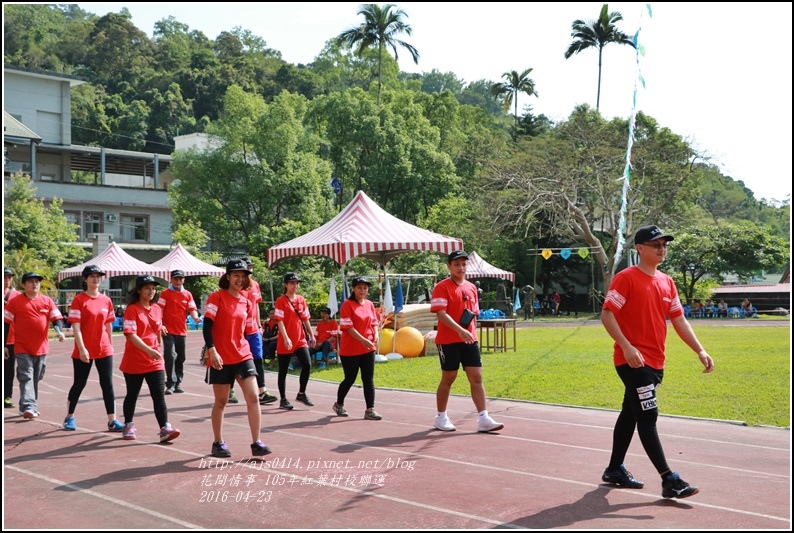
[205, 358, 258, 385]
[437, 342, 482, 371]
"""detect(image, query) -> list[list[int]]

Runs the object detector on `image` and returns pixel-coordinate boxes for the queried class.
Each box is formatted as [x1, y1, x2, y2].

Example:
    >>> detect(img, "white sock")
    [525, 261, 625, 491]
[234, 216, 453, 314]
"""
[478, 410, 488, 418]
[437, 411, 447, 418]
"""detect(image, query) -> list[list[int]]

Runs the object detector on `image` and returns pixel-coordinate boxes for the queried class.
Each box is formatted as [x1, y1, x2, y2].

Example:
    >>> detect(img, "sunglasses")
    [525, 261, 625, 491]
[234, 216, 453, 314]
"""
[639, 242, 670, 250]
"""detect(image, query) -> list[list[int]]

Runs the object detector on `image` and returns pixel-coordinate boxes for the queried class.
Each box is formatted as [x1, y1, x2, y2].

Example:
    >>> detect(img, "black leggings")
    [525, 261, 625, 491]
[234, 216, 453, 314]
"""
[123, 371, 168, 428]
[608, 364, 670, 474]
[337, 352, 376, 409]
[277, 347, 311, 399]
[67, 356, 116, 415]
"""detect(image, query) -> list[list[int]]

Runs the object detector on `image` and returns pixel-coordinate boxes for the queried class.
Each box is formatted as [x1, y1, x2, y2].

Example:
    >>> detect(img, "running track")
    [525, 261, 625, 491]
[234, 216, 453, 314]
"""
[3, 326, 790, 529]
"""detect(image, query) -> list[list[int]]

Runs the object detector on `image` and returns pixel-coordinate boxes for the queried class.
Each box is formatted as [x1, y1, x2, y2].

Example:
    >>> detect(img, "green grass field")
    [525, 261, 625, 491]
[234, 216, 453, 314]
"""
[311, 322, 791, 428]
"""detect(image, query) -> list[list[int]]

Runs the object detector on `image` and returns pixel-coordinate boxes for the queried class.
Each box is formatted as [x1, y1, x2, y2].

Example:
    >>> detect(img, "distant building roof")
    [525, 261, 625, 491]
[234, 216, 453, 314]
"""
[713, 283, 790, 295]
[3, 111, 42, 143]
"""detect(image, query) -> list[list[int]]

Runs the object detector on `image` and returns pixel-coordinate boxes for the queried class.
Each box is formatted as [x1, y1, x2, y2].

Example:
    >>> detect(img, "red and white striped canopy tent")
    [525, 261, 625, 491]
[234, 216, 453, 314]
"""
[150, 243, 225, 279]
[57, 242, 169, 282]
[465, 251, 515, 284]
[267, 190, 463, 267]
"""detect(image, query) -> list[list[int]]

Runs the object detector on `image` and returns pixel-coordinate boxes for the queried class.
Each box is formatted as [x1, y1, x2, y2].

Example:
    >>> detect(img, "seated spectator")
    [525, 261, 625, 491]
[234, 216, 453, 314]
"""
[310, 307, 338, 365]
[716, 298, 728, 318]
[703, 298, 715, 318]
[741, 298, 757, 318]
[690, 299, 702, 318]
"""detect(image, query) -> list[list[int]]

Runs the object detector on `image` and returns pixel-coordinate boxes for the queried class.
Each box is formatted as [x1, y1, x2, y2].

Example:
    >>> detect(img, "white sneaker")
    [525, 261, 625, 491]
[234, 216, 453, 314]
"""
[477, 415, 504, 433]
[434, 415, 456, 432]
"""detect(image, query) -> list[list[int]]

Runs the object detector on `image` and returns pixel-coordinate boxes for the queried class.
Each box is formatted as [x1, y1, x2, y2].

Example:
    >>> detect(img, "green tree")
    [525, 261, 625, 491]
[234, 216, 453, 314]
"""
[490, 68, 538, 138]
[664, 222, 789, 301]
[3, 175, 87, 279]
[564, 3, 636, 110]
[335, 3, 419, 105]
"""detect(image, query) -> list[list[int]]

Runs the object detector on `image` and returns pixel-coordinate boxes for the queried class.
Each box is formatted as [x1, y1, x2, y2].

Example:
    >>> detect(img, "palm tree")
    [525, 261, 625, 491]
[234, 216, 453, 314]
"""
[564, 3, 636, 110]
[490, 68, 538, 138]
[335, 3, 419, 105]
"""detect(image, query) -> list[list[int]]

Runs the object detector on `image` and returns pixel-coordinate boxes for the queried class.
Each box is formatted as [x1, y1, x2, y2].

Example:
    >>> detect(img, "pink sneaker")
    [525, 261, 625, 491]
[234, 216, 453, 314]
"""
[159, 423, 180, 443]
[122, 422, 137, 440]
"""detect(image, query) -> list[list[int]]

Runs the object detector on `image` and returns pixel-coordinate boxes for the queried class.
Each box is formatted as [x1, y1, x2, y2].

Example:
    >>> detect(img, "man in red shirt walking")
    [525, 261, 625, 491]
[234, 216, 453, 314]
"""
[157, 269, 201, 394]
[3, 272, 65, 418]
[430, 251, 503, 434]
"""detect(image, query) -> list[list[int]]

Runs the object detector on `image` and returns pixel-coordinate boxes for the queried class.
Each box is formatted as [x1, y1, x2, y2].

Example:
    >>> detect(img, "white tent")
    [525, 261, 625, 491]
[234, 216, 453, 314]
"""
[149, 243, 225, 280]
[58, 242, 169, 282]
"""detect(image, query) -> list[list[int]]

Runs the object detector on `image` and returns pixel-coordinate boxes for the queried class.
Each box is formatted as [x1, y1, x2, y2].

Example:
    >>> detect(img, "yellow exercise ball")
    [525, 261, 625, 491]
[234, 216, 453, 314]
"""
[395, 327, 424, 358]
[378, 328, 395, 355]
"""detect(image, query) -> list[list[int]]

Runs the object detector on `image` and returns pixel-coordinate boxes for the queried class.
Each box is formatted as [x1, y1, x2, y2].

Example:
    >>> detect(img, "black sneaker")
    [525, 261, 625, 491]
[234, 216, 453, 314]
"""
[602, 465, 644, 488]
[164, 387, 173, 395]
[250, 440, 272, 457]
[228, 390, 239, 404]
[662, 472, 699, 499]
[279, 399, 294, 410]
[259, 392, 278, 405]
[211, 441, 232, 458]
[173, 386, 184, 393]
[295, 393, 314, 406]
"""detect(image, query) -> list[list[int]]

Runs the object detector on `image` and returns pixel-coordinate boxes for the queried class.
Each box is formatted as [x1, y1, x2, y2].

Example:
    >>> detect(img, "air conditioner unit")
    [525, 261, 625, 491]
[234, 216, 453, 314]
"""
[106, 214, 118, 222]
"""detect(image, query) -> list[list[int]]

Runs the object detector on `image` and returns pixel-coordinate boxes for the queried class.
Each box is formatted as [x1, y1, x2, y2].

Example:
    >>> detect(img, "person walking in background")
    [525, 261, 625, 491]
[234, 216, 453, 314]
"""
[202, 259, 271, 458]
[600, 225, 714, 499]
[240, 257, 277, 405]
[564, 285, 578, 317]
[311, 307, 338, 366]
[274, 272, 315, 410]
[120, 275, 180, 443]
[3, 272, 65, 418]
[262, 308, 279, 364]
[157, 269, 201, 395]
[4, 267, 21, 409]
[430, 251, 503, 433]
[63, 265, 123, 432]
[333, 277, 381, 420]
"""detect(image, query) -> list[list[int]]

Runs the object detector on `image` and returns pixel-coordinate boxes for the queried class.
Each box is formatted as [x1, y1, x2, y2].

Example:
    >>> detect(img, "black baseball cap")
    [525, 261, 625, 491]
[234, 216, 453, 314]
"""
[21, 272, 44, 283]
[634, 225, 674, 244]
[171, 269, 186, 278]
[283, 272, 301, 283]
[448, 250, 469, 263]
[226, 259, 250, 274]
[4, 267, 14, 277]
[134, 275, 160, 289]
[82, 265, 106, 278]
[350, 276, 371, 287]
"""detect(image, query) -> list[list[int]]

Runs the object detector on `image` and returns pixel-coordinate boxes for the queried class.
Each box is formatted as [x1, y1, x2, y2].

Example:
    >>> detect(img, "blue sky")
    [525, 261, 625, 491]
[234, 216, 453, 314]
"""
[75, 2, 792, 203]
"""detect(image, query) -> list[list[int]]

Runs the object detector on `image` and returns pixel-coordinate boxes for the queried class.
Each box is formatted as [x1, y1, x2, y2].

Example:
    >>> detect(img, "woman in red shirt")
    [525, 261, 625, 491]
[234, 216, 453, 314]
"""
[333, 277, 381, 420]
[274, 272, 315, 410]
[203, 259, 271, 459]
[63, 265, 123, 432]
[120, 276, 180, 443]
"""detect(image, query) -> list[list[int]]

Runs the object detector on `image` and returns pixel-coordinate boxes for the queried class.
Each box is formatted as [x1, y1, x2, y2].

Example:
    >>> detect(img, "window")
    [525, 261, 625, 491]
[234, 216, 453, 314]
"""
[120, 214, 149, 242]
[83, 212, 103, 236]
[63, 210, 81, 239]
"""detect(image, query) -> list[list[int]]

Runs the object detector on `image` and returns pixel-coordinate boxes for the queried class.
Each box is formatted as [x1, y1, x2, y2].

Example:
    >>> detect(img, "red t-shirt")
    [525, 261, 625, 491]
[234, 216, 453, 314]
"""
[274, 294, 310, 354]
[4, 287, 21, 345]
[156, 287, 197, 336]
[68, 291, 115, 359]
[430, 277, 479, 345]
[339, 299, 377, 356]
[243, 279, 263, 335]
[315, 319, 338, 347]
[4, 293, 63, 356]
[120, 302, 164, 374]
[602, 265, 684, 370]
[203, 290, 253, 364]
